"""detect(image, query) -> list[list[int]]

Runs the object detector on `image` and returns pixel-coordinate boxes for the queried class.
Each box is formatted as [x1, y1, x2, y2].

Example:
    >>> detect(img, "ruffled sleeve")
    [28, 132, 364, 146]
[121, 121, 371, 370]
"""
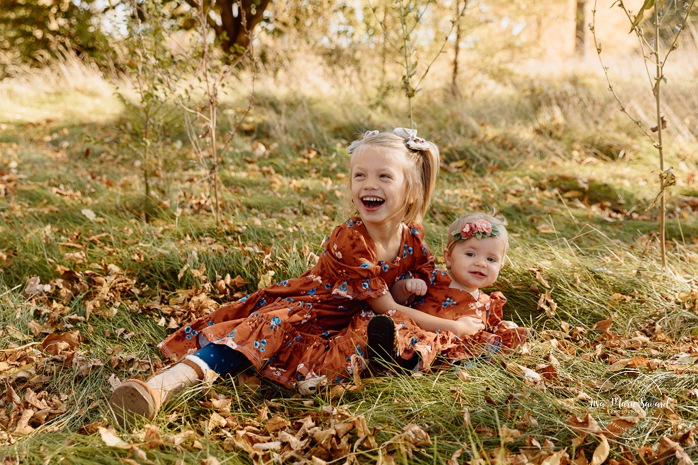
[485, 291, 506, 325]
[314, 218, 389, 300]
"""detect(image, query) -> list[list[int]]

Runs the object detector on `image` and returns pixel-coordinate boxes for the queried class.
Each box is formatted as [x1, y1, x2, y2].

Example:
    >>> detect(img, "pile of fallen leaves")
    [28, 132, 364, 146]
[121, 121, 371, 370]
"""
[89, 397, 435, 464]
[0, 262, 229, 445]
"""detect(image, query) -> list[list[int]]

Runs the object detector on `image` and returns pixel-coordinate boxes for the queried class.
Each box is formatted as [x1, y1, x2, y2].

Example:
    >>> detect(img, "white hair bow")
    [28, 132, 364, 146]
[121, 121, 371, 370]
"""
[347, 128, 430, 153]
[348, 130, 379, 153]
[393, 127, 431, 151]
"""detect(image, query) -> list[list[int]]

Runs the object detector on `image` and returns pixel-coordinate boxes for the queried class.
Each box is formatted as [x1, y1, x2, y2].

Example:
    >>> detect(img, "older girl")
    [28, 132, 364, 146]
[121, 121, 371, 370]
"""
[110, 129, 477, 424]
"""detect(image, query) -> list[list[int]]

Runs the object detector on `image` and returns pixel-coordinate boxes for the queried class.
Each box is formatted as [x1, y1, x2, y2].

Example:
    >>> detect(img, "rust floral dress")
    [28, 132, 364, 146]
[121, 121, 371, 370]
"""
[336, 270, 532, 373]
[394, 269, 531, 367]
[158, 217, 434, 388]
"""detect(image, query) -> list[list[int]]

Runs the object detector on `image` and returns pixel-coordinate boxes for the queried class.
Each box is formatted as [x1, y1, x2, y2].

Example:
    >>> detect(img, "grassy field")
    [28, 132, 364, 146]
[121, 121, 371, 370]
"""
[0, 53, 697, 464]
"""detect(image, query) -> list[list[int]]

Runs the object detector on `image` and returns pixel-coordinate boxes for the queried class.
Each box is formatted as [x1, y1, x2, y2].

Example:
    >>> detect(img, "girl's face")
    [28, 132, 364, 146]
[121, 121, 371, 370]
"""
[350, 146, 410, 228]
[444, 237, 505, 293]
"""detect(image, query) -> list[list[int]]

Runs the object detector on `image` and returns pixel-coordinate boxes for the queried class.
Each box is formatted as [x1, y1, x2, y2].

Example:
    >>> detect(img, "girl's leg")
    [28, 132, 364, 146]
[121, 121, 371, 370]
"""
[367, 315, 419, 373]
[367, 314, 396, 365]
[109, 344, 250, 425]
[190, 342, 251, 376]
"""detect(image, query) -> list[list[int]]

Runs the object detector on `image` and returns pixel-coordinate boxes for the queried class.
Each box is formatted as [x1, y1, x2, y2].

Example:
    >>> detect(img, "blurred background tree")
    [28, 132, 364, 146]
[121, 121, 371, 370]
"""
[151, 0, 272, 60]
[1, 0, 638, 76]
[0, 0, 116, 67]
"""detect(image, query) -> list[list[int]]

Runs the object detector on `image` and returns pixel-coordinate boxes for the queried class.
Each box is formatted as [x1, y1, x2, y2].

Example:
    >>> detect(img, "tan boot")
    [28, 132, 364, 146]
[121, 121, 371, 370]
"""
[109, 358, 204, 426]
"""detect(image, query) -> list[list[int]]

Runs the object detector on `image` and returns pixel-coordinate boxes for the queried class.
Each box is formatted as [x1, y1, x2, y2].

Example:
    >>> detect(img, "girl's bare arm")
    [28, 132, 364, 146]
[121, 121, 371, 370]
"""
[368, 293, 485, 338]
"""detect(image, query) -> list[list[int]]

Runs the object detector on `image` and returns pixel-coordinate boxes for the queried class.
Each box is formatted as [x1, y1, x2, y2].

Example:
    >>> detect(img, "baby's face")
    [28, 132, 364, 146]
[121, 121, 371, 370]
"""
[444, 237, 505, 293]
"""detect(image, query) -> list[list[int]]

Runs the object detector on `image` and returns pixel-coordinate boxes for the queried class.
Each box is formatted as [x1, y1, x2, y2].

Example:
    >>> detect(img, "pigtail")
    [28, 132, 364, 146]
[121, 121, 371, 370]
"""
[414, 141, 440, 223]
[395, 128, 439, 225]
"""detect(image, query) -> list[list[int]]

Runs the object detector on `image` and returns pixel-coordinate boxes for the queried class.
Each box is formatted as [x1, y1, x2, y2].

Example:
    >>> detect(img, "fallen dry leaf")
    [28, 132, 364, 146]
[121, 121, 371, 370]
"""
[506, 363, 542, 383]
[81, 208, 97, 221]
[398, 423, 431, 447]
[540, 449, 568, 465]
[24, 276, 52, 298]
[658, 436, 693, 465]
[567, 413, 603, 435]
[605, 417, 640, 438]
[456, 369, 471, 382]
[529, 267, 551, 288]
[592, 318, 613, 333]
[41, 331, 80, 356]
[537, 292, 558, 318]
[206, 411, 227, 433]
[98, 426, 130, 449]
[589, 435, 609, 465]
[448, 447, 465, 465]
[13, 409, 34, 435]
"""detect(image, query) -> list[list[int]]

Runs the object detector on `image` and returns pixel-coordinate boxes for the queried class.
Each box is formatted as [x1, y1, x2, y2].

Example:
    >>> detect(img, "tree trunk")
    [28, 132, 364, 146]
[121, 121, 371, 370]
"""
[219, 0, 270, 59]
[188, 0, 271, 61]
[575, 0, 586, 56]
[451, 0, 462, 96]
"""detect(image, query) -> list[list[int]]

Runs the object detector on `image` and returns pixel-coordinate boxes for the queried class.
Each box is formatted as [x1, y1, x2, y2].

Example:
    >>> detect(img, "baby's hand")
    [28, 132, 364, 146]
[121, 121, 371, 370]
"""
[403, 278, 427, 296]
[450, 317, 486, 338]
[501, 320, 519, 329]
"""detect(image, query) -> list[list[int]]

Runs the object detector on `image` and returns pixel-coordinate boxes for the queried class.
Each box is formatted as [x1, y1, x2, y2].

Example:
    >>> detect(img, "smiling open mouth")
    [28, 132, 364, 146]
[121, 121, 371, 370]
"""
[361, 196, 385, 208]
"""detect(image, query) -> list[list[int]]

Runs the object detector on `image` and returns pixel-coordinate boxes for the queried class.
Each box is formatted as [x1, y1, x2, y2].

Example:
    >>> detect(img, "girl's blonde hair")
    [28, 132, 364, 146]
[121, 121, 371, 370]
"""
[447, 212, 509, 256]
[348, 130, 440, 224]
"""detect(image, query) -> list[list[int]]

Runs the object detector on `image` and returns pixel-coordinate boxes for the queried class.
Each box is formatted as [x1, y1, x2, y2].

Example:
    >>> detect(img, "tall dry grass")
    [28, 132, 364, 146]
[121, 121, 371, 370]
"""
[0, 51, 121, 124]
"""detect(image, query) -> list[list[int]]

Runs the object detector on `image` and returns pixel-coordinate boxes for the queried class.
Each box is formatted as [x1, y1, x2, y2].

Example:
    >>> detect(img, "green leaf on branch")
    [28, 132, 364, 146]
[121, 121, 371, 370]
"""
[629, 0, 655, 33]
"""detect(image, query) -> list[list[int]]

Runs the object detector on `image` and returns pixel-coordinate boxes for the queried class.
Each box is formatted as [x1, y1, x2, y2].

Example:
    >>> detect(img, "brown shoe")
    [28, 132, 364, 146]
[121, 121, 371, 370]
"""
[367, 315, 396, 365]
[109, 378, 162, 426]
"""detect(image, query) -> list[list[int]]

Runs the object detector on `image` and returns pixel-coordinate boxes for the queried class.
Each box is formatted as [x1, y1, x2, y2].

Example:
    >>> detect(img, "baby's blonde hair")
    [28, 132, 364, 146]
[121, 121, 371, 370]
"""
[348, 130, 440, 224]
[447, 212, 509, 257]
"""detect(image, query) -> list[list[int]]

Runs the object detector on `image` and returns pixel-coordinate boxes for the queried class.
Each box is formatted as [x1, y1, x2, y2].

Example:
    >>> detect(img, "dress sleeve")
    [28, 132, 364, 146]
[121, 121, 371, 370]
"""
[315, 219, 388, 300]
[486, 291, 506, 326]
[404, 223, 435, 281]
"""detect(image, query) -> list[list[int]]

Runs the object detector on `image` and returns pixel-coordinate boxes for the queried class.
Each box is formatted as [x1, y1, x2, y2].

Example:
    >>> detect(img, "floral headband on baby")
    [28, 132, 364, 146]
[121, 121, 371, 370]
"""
[450, 219, 501, 242]
[347, 127, 432, 153]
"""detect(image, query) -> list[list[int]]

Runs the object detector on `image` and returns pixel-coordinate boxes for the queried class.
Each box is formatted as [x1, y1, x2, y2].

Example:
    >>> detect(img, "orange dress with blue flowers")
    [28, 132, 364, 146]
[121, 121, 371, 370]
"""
[403, 270, 530, 364]
[158, 217, 434, 388]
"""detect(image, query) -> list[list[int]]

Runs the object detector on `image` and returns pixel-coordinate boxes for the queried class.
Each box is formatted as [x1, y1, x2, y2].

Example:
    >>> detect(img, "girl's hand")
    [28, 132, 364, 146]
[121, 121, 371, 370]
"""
[450, 317, 486, 338]
[403, 278, 427, 296]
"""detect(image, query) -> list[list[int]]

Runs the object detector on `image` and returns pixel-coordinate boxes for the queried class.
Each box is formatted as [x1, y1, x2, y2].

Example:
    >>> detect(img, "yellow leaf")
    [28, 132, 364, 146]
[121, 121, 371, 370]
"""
[590, 435, 609, 465]
[81, 208, 96, 221]
[540, 450, 567, 465]
[206, 412, 227, 432]
[177, 264, 189, 281]
[537, 292, 557, 318]
[14, 409, 35, 435]
[98, 426, 130, 449]
[257, 270, 275, 290]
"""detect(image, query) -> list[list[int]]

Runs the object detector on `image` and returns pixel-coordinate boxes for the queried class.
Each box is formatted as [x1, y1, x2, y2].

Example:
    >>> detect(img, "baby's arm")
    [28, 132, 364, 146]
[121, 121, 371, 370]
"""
[368, 294, 485, 338]
[390, 278, 427, 305]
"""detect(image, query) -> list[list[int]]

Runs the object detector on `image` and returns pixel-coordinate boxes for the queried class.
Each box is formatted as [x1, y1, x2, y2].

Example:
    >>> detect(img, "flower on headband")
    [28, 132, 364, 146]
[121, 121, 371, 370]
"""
[348, 130, 380, 153]
[393, 127, 431, 152]
[451, 220, 500, 241]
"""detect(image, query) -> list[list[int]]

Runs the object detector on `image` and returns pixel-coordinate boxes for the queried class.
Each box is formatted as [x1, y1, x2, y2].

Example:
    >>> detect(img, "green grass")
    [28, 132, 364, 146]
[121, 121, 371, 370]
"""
[0, 57, 697, 464]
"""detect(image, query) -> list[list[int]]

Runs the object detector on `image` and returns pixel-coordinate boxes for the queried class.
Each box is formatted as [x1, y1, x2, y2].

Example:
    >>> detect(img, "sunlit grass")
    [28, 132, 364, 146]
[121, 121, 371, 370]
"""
[0, 54, 122, 125]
